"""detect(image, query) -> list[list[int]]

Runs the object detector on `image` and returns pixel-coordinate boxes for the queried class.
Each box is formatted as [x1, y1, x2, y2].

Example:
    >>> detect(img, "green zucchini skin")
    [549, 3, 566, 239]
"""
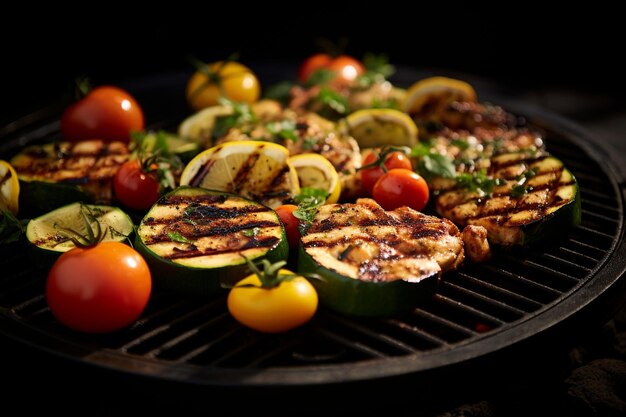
[18, 180, 90, 218]
[298, 246, 438, 317]
[135, 187, 288, 295]
[521, 178, 581, 246]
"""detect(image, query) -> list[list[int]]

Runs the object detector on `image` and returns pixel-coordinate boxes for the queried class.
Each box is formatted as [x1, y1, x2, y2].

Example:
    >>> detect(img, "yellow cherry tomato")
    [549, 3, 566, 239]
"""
[227, 269, 318, 333]
[185, 61, 260, 111]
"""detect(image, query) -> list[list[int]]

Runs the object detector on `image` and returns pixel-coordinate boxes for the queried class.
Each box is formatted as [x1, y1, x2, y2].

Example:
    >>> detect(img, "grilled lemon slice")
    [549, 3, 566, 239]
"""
[289, 153, 341, 204]
[0, 160, 20, 215]
[402, 76, 476, 116]
[342, 108, 418, 149]
[180, 141, 300, 209]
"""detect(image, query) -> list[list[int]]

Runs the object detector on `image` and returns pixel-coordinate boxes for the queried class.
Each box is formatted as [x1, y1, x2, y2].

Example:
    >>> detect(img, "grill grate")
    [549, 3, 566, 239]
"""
[1, 86, 625, 386]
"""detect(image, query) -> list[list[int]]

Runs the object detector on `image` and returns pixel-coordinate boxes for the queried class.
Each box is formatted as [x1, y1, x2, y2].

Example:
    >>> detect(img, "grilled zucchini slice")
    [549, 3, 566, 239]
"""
[434, 153, 581, 246]
[298, 199, 463, 316]
[26, 202, 134, 267]
[10, 140, 129, 216]
[135, 186, 288, 295]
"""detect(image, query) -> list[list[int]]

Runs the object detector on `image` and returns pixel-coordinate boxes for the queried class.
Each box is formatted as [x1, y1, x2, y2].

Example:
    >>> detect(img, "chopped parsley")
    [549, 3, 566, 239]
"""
[411, 142, 456, 181]
[455, 170, 506, 197]
[167, 231, 193, 244]
[293, 187, 328, 234]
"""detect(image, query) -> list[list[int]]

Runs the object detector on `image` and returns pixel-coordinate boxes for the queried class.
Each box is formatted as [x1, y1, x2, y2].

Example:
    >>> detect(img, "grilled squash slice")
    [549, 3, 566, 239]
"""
[432, 151, 581, 246]
[26, 202, 134, 267]
[10, 140, 129, 216]
[298, 198, 464, 316]
[135, 187, 288, 295]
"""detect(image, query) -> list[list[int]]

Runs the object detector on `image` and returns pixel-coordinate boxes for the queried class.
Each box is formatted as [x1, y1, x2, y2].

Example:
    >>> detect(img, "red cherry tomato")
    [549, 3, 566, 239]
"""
[275, 204, 301, 249]
[46, 242, 152, 333]
[372, 168, 429, 211]
[327, 55, 365, 86]
[61, 86, 145, 143]
[114, 160, 160, 211]
[360, 150, 413, 195]
[298, 53, 333, 83]
[298, 54, 365, 86]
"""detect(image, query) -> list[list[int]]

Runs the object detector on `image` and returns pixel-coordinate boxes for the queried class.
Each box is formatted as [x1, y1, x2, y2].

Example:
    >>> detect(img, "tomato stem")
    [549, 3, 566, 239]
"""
[53, 204, 105, 248]
[357, 145, 412, 172]
[238, 255, 322, 290]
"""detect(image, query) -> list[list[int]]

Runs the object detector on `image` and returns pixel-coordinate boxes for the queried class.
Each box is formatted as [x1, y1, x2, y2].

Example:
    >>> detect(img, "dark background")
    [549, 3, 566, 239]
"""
[2, 9, 625, 126]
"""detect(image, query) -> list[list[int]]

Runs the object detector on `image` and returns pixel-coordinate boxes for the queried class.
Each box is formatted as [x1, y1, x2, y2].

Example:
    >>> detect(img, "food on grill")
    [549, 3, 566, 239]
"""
[135, 187, 288, 294]
[10, 140, 130, 216]
[341, 108, 418, 149]
[27, 202, 133, 263]
[179, 141, 300, 209]
[179, 101, 362, 202]
[289, 153, 341, 204]
[428, 145, 580, 247]
[402, 76, 477, 125]
[185, 60, 260, 111]
[132, 130, 202, 164]
[461, 225, 492, 263]
[298, 198, 464, 316]
[61, 85, 145, 143]
[227, 260, 318, 333]
[46, 241, 151, 333]
[0, 160, 19, 215]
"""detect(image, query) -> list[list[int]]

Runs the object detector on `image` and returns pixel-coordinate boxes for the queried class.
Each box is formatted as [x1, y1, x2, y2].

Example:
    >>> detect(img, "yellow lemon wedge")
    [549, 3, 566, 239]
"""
[180, 141, 299, 209]
[343, 108, 418, 149]
[178, 104, 234, 147]
[402, 76, 477, 116]
[289, 153, 341, 204]
[0, 160, 20, 215]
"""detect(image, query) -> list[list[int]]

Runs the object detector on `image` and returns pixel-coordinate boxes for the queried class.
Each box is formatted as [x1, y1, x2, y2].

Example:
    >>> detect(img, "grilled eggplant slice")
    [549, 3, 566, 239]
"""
[10, 140, 130, 216]
[135, 187, 288, 295]
[298, 198, 464, 316]
[433, 151, 581, 246]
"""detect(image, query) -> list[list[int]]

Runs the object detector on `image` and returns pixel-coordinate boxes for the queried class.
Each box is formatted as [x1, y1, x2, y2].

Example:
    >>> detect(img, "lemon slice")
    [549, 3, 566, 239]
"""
[343, 108, 418, 149]
[180, 141, 300, 209]
[402, 76, 477, 116]
[178, 104, 234, 146]
[0, 160, 20, 215]
[289, 153, 341, 204]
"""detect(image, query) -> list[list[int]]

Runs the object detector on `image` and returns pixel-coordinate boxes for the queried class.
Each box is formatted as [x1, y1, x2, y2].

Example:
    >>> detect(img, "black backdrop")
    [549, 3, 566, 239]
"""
[2, 7, 624, 126]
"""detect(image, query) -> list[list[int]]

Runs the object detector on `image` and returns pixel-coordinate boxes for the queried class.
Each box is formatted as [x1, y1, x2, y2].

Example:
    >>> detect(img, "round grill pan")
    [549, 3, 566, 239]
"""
[1, 66, 625, 390]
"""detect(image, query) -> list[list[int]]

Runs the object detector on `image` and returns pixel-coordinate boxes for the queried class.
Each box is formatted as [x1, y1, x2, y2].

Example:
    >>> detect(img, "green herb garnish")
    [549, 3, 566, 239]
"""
[411, 142, 456, 181]
[167, 231, 193, 244]
[293, 187, 328, 234]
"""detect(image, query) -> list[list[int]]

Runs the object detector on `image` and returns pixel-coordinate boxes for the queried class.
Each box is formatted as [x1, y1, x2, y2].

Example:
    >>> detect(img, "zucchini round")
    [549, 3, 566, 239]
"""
[26, 202, 134, 268]
[135, 186, 288, 295]
[298, 246, 439, 317]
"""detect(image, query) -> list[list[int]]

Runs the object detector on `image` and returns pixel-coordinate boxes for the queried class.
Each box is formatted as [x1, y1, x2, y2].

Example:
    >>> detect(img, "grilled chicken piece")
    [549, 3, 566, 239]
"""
[10, 140, 129, 204]
[462, 225, 492, 263]
[301, 198, 464, 283]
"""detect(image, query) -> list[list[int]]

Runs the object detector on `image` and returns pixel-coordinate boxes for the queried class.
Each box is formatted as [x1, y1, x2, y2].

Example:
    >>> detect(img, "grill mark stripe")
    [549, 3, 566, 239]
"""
[164, 236, 281, 260]
[144, 221, 280, 244]
[0, 167, 12, 186]
[232, 152, 260, 194]
[189, 159, 216, 187]
[142, 206, 271, 225]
